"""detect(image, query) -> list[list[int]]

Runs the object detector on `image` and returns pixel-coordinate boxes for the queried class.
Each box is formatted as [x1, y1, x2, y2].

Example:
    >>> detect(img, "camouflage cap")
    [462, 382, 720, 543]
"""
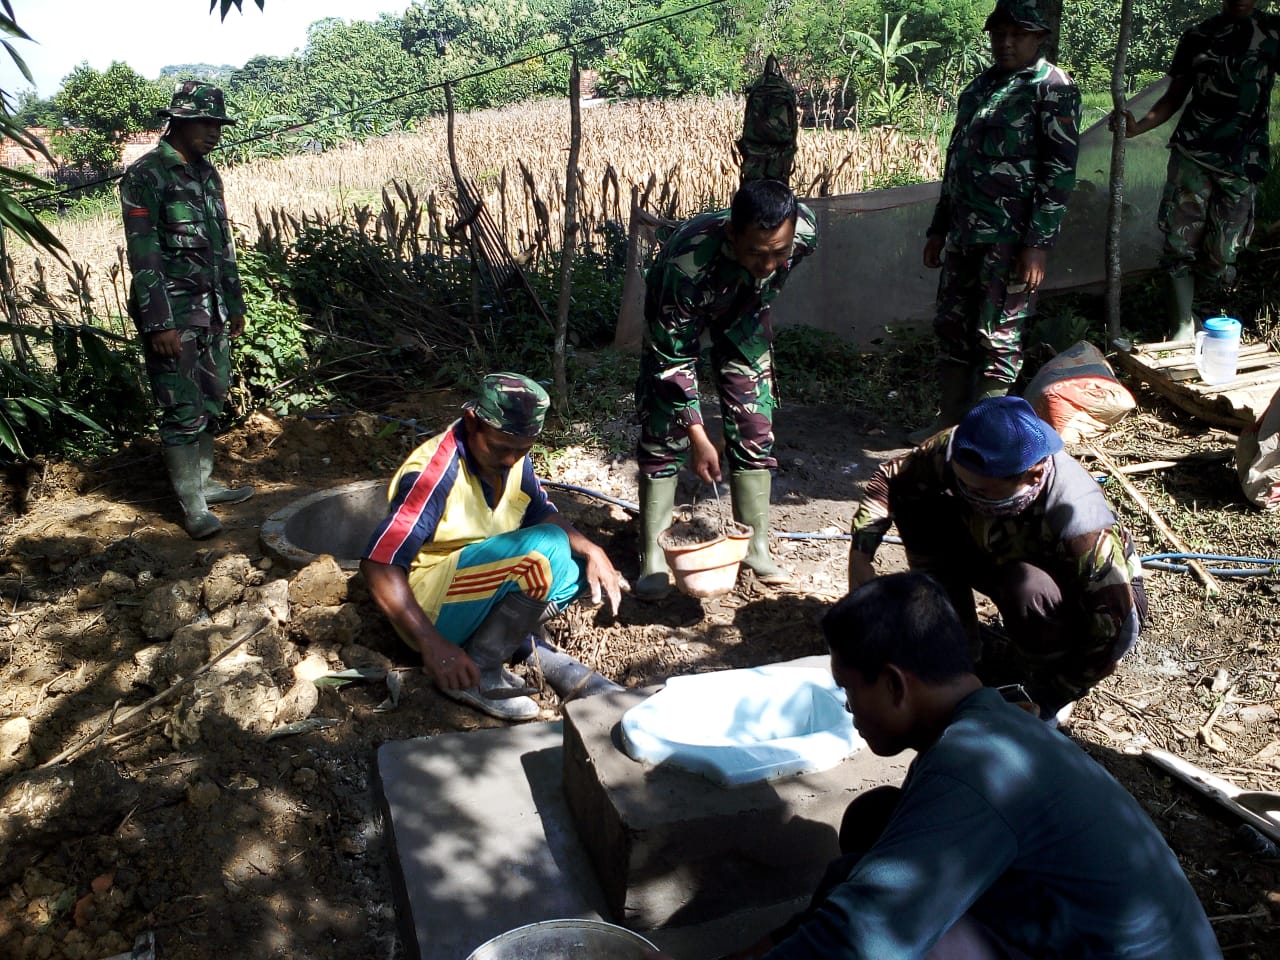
[984, 0, 1051, 31]
[159, 81, 237, 125]
[465, 372, 550, 437]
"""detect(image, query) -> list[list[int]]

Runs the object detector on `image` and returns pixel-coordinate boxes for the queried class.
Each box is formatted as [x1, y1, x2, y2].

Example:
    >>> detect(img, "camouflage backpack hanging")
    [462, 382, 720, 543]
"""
[736, 55, 798, 185]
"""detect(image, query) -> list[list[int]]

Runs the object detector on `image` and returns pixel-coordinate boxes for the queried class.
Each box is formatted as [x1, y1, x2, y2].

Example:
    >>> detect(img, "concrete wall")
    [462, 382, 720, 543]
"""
[771, 80, 1175, 344]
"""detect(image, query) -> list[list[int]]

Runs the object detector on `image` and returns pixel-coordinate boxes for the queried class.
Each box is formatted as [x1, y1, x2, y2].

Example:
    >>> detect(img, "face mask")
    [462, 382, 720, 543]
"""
[955, 457, 1054, 517]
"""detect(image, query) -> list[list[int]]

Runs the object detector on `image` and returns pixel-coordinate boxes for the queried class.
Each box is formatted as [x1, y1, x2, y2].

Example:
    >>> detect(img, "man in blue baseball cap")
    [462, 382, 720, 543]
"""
[846, 396, 1146, 716]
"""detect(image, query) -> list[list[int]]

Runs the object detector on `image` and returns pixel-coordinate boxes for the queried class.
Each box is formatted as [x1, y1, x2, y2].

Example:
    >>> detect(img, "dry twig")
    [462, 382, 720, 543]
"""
[1086, 443, 1222, 597]
[39, 617, 270, 767]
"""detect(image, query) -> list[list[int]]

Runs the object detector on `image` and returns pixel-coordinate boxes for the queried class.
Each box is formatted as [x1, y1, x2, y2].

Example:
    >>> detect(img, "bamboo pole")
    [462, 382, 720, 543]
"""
[554, 50, 582, 412]
[1087, 443, 1221, 597]
[1106, 0, 1135, 342]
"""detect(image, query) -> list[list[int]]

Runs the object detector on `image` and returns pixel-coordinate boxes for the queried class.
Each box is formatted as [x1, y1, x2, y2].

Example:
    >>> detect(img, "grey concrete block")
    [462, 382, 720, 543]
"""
[562, 662, 911, 931]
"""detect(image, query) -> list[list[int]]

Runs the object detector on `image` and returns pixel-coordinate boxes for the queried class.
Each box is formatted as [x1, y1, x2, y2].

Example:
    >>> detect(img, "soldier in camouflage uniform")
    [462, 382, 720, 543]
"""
[634, 179, 818, 599]
[848, 397, 1146, 717]
[362, 373, 622, 721]
[120, 81, 251, 539]
[910, 0, 1081, 444]
[1117, 0, 1280, 341]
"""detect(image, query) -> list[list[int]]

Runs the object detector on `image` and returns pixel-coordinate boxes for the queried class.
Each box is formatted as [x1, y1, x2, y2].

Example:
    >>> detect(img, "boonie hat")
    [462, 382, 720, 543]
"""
[465, 372, 550, 437]
[159, 81, 237, 125]
[984, 0, 1051, 32]
[951, 396, 1063, 478]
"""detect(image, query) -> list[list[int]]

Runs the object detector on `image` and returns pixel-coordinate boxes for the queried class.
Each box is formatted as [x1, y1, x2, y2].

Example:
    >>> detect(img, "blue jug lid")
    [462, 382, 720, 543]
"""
[1203, 316, 1241, 336]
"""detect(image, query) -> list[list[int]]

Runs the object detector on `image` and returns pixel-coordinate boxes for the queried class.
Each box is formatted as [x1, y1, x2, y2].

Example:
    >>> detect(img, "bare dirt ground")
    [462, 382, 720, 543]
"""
[1, 385, 1278, 959]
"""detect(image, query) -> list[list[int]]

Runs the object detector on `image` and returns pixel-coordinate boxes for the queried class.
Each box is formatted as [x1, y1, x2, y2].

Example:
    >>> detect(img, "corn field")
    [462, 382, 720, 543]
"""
[7, 95, 939, 322]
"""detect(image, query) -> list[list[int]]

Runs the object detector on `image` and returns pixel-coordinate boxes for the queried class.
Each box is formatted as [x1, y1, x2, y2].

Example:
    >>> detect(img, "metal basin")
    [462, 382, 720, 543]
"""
[466, 919, 659, 960]
[260, 479, 387, 570]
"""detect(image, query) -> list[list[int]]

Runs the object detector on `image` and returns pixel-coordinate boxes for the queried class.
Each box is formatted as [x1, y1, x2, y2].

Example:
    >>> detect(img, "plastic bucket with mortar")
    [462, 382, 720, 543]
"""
[658, 519, 752, 598]
[465, 918, 659, 960]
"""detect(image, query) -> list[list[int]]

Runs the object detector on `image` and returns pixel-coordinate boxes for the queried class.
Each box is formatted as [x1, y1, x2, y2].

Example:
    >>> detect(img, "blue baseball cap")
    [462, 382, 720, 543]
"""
[951, 397, 1063, 478]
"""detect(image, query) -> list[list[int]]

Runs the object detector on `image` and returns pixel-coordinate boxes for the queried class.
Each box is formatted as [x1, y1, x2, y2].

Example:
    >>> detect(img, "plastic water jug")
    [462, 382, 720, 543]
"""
[1194, 316, 1241, 386]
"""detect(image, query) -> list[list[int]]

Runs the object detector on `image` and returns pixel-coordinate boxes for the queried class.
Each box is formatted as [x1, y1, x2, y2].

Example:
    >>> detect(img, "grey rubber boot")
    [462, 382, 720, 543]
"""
[1167, 272, 1195, 343]
[907, 361, 972, 445]
[731, 470, 789, 584]
[527, 638, 622, 702]
[198, 432, 254, 505]
[635, 474, 678, 601]
[162, 444, 221, 539]
[441, 591, 551, 721]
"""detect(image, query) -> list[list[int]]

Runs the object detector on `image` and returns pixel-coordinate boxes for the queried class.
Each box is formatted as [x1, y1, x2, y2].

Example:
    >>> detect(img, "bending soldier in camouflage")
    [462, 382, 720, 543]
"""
[911, 0, 1080, 444]
[1117, 0, 1280, 341]
[849, 397, 1146, 718]
[635, 179, 818, 599]
[361, 373, 623, 721]
[120, 81, 251, 539]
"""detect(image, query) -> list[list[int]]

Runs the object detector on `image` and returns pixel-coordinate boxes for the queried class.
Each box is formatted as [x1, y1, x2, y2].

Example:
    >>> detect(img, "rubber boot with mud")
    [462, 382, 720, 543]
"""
[635, 474, 678, 601]
[162, 443, 221, 539]
[441, 591, 551, 721]
[198, 431, 254, 505]
[1166, 272, 1195, 343]
[731, 469, 789, 585]
[527, 637, 622, 702]
[907, 361, 972, 445]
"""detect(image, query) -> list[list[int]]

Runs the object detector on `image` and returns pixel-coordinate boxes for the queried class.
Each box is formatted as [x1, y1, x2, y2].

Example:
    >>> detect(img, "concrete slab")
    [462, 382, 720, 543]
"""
[562, 660, 912, 930]
[376, 722, 607, 960]
[375, 659, 911, 959]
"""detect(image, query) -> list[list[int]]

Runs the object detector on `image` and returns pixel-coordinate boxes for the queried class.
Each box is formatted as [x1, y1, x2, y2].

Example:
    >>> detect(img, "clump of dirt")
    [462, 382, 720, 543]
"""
[661, 516, 747, 547]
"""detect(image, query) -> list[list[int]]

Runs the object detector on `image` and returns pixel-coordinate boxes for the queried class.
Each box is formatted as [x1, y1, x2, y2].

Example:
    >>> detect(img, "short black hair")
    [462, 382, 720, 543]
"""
[730, 179, 798, 232]
[822, 572, 973, 683]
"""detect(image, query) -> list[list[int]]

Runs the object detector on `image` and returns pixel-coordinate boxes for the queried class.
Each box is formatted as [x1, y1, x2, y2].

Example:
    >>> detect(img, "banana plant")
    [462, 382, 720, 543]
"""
[845, 15, 938, 128]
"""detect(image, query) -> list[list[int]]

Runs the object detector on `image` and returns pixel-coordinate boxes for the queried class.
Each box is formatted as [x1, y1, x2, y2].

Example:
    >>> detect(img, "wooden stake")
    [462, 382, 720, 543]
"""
[1087, 443, 1222, 597]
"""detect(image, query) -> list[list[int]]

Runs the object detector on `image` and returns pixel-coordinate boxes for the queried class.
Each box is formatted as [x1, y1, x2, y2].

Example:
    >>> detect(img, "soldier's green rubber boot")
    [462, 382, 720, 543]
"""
[635, 474, 678, 601]
[162, 443, 222, 539]
[198, 432, 254, 505]
[907, 361, 971, 445]
[973, 375, 1013, 403]
[1167, 273, 1195, 343]
[731, 470, 789, 585]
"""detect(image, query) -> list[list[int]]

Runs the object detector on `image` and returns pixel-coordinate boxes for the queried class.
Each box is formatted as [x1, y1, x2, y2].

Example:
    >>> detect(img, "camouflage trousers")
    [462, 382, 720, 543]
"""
[1158, 149, 1256, 290]
[143, 325, 229, 447]
[933, 241, 1035, 385]
[895, 495, 1144, 715]
[636, 323, 777, 479]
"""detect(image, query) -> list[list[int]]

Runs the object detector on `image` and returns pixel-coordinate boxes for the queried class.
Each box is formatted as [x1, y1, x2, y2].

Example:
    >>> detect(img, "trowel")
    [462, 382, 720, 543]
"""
[1145, 748, 1280, 845]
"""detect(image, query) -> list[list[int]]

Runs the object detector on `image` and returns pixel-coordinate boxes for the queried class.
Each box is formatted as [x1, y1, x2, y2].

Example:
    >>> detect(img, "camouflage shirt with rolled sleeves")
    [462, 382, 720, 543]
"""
[639, 205, 818, 428]
[849, 432, 1143, 649]
[120, 139, 245, 334]
[929, 59, 1081, 249]
[1168, 11, 1280, 184]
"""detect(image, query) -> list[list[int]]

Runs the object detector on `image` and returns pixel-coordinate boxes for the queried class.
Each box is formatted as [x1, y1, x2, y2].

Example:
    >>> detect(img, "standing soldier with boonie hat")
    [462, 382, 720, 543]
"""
[910, 0, 1081, 444]
[361, 372, 623, 721]
[120, 80, 252, 539]
[848, 396, 1146, 718]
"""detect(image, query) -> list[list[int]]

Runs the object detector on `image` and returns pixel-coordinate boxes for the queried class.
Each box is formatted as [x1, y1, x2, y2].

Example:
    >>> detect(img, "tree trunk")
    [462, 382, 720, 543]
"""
[553, 51, 582, 412]
[1041, 0, 1064, 64]
[1106, 0, 1135, 342]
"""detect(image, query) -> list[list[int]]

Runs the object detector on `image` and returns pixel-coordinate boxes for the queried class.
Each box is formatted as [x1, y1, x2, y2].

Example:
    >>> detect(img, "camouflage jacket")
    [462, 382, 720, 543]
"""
[120, 139, 245, 334]
[849, 431, 1143, 650]
[929, 58, 1081, 249]
[639, 206, 818, 427]
[1169, 11, 1280, 184]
